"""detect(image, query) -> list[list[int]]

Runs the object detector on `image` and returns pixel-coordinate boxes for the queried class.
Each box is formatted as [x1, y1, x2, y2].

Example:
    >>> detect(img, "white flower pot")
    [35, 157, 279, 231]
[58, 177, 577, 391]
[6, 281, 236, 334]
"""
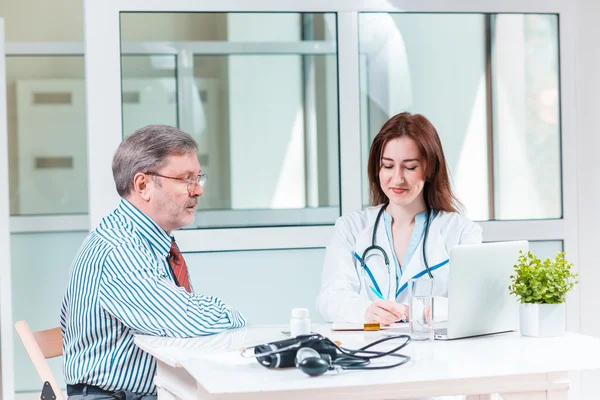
[519, 303, 565, 337]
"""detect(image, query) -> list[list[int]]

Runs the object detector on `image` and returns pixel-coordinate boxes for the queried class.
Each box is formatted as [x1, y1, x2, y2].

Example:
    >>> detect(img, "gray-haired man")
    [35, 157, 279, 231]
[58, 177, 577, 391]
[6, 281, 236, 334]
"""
[61, 125, 246, 400]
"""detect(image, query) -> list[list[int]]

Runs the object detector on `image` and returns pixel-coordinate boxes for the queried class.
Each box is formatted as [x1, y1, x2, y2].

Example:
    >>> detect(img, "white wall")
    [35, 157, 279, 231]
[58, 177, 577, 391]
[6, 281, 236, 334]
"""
[575, 0, 600, 337]
[575, 0, 600, 397]
[186, 248, 325, 325]
[0, 18, 14, 400]
[10, 232, 87, 394]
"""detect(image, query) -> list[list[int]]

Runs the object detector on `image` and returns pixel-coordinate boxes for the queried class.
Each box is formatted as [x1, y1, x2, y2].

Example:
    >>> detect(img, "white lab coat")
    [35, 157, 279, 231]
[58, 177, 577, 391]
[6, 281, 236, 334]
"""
[317, 205, 483, 323]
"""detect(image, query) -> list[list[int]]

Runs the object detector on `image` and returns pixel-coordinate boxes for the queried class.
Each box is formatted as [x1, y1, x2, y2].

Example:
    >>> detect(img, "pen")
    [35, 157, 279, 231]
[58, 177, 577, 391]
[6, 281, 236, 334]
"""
[370, 286, 385, 299]
[370, 286, 407, 322]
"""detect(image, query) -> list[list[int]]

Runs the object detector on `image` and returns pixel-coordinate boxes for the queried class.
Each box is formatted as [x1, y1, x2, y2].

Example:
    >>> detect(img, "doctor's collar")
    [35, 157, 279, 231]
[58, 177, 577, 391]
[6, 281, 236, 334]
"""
[382, 208, 429, 222]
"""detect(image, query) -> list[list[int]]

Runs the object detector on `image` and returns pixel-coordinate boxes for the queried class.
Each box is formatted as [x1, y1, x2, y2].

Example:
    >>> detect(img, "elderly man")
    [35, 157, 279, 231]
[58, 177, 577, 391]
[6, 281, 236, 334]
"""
[61, 125, 246, 400]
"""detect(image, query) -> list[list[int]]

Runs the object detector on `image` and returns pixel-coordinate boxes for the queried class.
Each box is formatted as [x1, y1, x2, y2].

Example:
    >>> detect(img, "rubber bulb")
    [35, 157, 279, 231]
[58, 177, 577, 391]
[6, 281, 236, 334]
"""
[298, 357, 330, 377]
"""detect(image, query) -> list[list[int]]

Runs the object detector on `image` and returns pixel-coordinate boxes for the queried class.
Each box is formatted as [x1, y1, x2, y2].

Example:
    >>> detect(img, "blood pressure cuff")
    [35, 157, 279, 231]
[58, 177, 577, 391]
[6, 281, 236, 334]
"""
[253, 334, 338, 369]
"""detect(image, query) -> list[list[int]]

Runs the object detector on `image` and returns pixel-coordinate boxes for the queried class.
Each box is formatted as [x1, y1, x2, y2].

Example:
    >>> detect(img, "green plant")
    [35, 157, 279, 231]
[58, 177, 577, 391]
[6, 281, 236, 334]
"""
[509, 250, 578, 304]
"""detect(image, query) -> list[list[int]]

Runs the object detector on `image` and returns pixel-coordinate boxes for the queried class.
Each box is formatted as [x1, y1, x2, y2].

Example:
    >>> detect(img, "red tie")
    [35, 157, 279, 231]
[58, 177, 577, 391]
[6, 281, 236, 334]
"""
[169, 238, 191, 293]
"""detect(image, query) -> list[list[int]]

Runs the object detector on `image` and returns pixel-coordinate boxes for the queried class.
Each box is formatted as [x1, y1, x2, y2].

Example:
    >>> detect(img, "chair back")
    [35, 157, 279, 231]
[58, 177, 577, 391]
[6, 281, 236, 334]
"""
[14, 321, 66, 400]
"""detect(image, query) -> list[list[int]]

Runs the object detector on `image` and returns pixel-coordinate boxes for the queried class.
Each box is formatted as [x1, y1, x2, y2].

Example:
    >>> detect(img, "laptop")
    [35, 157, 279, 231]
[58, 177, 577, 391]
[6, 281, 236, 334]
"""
[434, 240, 529, 340]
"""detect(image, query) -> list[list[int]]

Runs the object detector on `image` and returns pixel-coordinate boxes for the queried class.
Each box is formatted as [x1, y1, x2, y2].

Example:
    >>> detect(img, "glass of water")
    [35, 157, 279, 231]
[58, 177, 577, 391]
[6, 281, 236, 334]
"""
[408, 278, 434, 341]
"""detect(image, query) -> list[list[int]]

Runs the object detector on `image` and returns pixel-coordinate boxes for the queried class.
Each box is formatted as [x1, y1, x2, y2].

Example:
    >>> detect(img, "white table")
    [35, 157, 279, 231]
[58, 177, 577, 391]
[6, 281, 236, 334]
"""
[134, 324, 600, 400]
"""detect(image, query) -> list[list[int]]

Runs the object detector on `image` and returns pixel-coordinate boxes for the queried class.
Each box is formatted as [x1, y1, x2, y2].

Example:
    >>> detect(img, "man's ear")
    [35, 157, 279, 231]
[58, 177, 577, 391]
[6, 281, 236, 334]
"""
[132, 173, 151, 201]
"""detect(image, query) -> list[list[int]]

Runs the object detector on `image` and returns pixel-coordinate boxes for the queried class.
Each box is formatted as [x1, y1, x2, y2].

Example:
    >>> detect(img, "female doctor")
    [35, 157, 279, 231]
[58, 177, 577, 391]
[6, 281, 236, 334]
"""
[317, 112, 482, 325]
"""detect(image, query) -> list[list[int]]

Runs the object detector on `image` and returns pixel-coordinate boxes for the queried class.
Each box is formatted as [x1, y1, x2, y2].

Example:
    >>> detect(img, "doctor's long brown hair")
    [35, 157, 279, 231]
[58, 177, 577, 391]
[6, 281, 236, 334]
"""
[367, 112, 462, 213]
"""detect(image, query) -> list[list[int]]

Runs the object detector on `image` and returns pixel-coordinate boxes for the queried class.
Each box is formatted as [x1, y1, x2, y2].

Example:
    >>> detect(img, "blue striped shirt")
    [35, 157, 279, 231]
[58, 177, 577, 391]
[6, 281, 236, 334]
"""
[60, 199, 246, 395]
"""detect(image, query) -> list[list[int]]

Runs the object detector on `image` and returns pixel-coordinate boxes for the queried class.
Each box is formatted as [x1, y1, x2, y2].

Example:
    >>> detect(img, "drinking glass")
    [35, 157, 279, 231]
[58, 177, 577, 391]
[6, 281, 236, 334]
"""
[408, 278, 435, 341]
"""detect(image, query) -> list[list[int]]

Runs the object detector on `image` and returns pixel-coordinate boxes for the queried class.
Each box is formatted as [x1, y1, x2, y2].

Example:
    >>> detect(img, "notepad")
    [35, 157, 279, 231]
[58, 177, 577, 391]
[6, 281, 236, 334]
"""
[330, 322, 366, 331]
[331, 322, 409, 331]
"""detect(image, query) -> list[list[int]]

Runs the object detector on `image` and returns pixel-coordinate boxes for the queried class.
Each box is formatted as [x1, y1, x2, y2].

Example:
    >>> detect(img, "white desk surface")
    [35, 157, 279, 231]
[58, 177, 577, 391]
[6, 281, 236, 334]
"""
[134, 324, 600, 397]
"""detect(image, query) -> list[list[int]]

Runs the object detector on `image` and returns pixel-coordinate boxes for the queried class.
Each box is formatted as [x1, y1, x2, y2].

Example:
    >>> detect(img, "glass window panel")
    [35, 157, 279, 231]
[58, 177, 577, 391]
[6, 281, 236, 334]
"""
[121, 55, 178, 137]
[493, 14, 561, 220]
[359, 13, 561, 221]
[484, 240, 564, 260]
[119, 13, 339, 227]
[120, 13, 229, 42]
[528, 240, 563, 261]
[6, 56, 88, 216]
[359, 14, 489, 220]
[11, 231, 88, 393]
[0, 4, 83, 42]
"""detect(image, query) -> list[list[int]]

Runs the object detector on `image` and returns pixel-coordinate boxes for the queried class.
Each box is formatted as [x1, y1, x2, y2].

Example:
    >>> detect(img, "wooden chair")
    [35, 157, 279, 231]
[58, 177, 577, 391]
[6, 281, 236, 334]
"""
[14, 321, 66, 400]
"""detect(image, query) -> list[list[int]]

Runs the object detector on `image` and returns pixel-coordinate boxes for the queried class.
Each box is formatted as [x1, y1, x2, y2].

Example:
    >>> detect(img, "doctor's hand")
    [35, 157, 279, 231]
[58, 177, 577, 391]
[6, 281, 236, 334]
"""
[365, 300, 408, 326]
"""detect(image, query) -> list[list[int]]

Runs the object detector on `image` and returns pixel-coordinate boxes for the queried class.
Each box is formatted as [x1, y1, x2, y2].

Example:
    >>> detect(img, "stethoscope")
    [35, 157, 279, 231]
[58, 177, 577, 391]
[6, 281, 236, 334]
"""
[358, 204, 433, 299]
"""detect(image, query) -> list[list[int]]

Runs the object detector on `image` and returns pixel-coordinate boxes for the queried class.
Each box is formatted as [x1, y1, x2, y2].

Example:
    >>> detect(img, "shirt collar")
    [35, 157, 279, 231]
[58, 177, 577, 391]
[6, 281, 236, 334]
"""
[414, 209, 428, 225]
[118, 199, 172, 259]
[383, 209, 430, 225]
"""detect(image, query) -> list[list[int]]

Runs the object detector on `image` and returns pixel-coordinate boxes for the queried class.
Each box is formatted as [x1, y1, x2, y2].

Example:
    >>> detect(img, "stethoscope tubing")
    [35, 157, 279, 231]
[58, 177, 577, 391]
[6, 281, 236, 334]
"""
[357, 205, 433, 299]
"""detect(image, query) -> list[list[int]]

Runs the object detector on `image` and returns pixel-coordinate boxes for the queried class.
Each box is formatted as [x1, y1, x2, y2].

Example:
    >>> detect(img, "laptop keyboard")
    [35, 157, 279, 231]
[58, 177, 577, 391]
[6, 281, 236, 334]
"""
[434, 328, 447, 335]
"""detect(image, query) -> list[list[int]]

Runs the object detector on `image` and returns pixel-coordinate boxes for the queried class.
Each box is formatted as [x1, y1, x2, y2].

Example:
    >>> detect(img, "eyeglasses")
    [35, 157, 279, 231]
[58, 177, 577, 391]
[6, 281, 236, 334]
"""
[145, 172, 207, 194]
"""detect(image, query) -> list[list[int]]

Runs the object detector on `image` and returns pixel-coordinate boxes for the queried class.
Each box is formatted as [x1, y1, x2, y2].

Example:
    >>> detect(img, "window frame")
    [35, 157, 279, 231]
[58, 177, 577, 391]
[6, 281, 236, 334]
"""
[80, 0, 576, 245]
[2, 1, 576, 290]
[83, 8, 362, 242]
[5, 41, 340, 231]
[80, 0, 577, 325]
[0, 18, 16, 400]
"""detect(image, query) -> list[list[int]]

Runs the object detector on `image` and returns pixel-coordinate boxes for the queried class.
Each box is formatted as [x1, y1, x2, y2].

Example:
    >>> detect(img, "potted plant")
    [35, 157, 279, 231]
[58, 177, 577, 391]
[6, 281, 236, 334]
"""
[508, 250, 578, 337]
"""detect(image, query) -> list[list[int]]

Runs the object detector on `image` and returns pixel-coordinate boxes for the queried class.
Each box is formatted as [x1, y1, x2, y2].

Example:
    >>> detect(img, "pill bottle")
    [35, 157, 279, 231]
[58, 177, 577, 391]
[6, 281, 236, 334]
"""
[290, 308, 311, 337]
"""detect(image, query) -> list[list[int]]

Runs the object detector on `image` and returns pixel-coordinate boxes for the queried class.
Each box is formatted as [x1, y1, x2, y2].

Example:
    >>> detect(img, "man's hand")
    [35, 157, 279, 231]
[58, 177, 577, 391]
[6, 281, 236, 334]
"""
[365, 300, 408, 325]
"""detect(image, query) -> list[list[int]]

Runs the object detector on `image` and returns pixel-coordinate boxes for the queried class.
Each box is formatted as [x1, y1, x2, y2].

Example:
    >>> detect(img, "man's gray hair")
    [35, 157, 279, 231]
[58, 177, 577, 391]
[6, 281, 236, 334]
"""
[112, 125, 198, 197]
